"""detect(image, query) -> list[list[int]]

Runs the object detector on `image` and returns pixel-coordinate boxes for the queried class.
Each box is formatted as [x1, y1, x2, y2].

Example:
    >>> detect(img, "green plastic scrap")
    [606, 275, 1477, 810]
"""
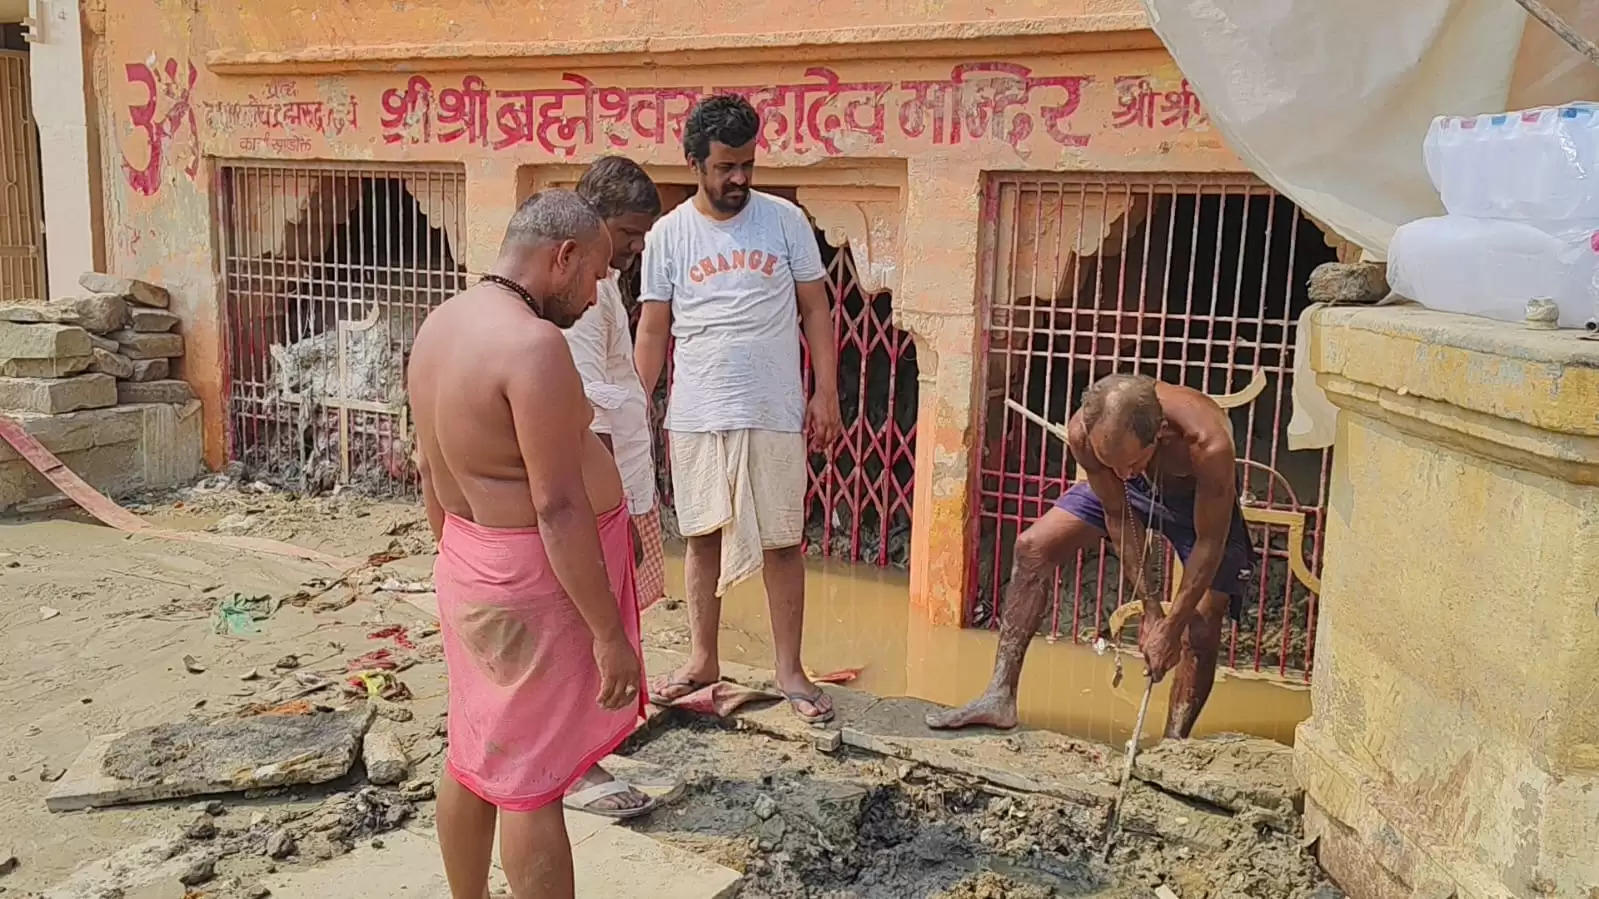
[212, 593, 280, 636]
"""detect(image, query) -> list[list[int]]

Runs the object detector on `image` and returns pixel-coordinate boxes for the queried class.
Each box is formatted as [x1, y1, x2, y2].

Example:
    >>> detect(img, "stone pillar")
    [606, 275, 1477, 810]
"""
[462, 159, 527, 274]
[896, 160, 984, 627]
[31, 0, 103, 296]
[1295, 306, 1599, 899]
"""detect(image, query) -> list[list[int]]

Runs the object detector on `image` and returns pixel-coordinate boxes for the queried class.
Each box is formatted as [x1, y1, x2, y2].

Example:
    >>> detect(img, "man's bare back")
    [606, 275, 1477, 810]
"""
[409, 283, 622, 533]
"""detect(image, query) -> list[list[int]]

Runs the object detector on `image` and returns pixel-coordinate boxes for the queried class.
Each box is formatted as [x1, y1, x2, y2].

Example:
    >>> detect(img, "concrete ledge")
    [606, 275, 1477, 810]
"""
[0, 400, 204, 510]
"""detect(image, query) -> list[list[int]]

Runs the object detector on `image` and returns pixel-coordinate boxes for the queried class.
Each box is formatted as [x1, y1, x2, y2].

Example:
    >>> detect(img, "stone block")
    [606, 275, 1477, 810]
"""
[0, 373, 117, 414]
[1307, 261, 1389, 305]
[111, 330, 183, 359]
[130, 307, 179, 332]
[0, 321, 92, 359]
[361, 731, 409, 785]
[0, 354, 92, 378]
[117, 379, 195, 405]
[79, 272, 170, 308]
[0, 295, 128, 333]
[88, 333, 118, 353]
[129, 358, 169, 381]
[90, 348, 134, 379]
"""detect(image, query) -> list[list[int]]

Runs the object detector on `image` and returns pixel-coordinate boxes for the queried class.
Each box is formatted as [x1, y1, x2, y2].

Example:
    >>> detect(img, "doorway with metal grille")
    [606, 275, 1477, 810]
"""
[216, 162, 466, 495]
[971, 173, 1338, 679]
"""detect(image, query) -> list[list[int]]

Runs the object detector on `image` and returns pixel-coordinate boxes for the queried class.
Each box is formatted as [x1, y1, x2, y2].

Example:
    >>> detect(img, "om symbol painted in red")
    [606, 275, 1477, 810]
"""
[121, 58, 199, 197]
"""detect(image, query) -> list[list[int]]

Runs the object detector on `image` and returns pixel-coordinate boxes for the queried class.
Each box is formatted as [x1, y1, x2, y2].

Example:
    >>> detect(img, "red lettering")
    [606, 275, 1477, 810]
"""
[748, 250, 765, 270]
[698, 257, 714, 279]
[689, 262, 705, 284]
[762, 253, 779, 276]
[717, 254, 732, 273]
[731, 250, 746, 269]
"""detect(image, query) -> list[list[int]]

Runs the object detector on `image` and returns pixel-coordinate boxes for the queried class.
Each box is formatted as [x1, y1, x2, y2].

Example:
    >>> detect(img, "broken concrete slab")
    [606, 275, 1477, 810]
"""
[362, 730, 409, 785]
[0, 321, 93, 360]
[117, 378, 195, 405]
[45, 704, 375, 811]
[79, 272, 170, 308]
[89, 347, 134, 379]
[38, 836, 210, 899]
[128, 357, 169, 381]
[1132, 732, 1300, 828]
[129, 307, 179, 332]
[0, 354, 92, 378]
[0, 373, 117, 414]
[110, 330, 183, 359]
[837, 697, 1120, 811]
[1308, 261, 1390, 305]
[0, 295, 128, 333]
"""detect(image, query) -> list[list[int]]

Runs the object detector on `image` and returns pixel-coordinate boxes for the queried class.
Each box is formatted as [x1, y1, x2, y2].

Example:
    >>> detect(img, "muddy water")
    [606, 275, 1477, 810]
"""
[664, 554, 1309, 746]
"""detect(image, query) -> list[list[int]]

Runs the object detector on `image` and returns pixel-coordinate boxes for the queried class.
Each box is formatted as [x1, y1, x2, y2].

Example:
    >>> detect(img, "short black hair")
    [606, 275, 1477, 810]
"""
[576, 155, 661, 220]
[683, 94, 760, 164]
[1080, 373, 1163, 447]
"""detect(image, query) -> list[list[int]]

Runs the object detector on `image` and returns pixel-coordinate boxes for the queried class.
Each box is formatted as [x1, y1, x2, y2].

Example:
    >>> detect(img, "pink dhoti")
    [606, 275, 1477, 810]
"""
[434, 504, 644, 811]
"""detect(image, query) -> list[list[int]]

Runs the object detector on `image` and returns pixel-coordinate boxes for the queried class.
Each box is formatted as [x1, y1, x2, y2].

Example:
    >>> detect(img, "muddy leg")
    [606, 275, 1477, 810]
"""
[498, 802, 573, 899]
[437, 770, 498, 899]
[660, 530, 723, 696]
[926, 508, 1099, 730]
[1162, 589, 1229, 739]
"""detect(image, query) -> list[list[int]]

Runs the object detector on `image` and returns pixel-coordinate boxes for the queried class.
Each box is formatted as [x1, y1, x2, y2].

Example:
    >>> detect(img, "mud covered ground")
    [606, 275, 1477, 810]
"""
[0, 475, 1339, 897]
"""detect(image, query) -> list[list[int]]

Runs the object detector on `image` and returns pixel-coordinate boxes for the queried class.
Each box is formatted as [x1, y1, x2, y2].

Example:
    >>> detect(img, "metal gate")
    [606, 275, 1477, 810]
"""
[971, 173, 1336, 678]
[0, 51, 45, 300]
[217, 162, 467, 494]
[645, 232, 917, 569]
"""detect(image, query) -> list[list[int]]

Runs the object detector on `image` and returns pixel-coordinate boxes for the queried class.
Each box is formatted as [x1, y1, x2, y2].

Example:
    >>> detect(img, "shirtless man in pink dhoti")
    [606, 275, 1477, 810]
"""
[408, 189, 645, 899]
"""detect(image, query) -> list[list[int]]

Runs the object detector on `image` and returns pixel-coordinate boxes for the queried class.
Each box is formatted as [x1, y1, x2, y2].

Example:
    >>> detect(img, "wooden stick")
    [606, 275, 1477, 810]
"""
[1103, 677, 1156, 860]
[1512, 0, 1599, 68]
[1004, 399, 1070, 443]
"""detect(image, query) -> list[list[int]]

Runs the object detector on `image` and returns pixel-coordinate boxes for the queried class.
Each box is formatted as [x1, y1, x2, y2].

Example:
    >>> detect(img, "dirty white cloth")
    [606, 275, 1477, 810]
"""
[1140, 0, 1599, 257]
[1287, 304, 1338, 451]
[639, 190, 825, 433]
[562, 270, 657, 516]
[668, 428, 806, 597]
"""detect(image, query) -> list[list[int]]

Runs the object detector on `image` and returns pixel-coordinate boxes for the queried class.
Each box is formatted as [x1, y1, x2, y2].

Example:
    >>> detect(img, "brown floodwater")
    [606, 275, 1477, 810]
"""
[664, 554, 1310, 747]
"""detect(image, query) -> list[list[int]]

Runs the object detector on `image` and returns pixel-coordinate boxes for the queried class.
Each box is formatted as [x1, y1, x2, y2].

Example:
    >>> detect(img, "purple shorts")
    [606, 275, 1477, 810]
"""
[1054, 476, 1255, 620]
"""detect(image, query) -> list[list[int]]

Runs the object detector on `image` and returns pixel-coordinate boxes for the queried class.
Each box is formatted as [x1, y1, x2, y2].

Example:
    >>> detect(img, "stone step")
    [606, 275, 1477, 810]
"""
[0, 373, 116, 414]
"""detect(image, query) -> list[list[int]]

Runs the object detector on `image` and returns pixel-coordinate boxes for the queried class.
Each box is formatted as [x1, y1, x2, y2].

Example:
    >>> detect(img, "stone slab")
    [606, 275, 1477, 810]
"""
[87, 333, 118, 353]
[0, 295, 128, 333]
[0, 402, 204, 509]
[116, 378, 195, 405]
[128, 357, 169, 381]
[258, 822, 740, 899]
[129, 307, 179, 332]
[79, 271, 170, 308]
[0, 373, 116, 414]
[1308, 261, 1390, 305]
[110, 330, 183, 359]
[0, 354, 92, 378]
[45, 705, 375, 811]
[89, 347, 133, 379]
[1132, 732, 1299, 828]
[0, 321, 92, 359]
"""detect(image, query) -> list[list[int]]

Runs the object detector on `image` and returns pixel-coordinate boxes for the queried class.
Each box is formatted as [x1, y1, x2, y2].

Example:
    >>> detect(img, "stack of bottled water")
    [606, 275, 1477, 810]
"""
[1388, 103, 1599, 330]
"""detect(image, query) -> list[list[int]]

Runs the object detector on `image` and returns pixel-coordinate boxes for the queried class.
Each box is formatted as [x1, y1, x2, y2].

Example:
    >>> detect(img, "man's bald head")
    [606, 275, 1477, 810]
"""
[1081, 373, 1163, 447]
[491, 189, 610, 330]
[500, 189, 608, 255]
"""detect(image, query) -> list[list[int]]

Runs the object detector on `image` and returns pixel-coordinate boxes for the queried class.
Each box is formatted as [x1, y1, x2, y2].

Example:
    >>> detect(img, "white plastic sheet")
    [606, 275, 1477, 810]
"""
[1139, 0, 1599, 259]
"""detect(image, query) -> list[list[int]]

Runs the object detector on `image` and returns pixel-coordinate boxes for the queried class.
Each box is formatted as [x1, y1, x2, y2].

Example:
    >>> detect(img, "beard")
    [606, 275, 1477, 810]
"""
[708, 185, 749, 214]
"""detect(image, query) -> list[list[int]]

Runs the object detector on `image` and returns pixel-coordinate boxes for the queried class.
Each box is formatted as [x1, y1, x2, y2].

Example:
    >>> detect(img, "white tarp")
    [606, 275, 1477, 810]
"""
[1140, 0, 1599, 259]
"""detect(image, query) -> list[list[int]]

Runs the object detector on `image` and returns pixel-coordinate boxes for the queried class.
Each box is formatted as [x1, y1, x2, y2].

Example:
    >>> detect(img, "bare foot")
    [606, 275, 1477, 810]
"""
[564, 765, 650, 813]
[924, 690, 1019, 730]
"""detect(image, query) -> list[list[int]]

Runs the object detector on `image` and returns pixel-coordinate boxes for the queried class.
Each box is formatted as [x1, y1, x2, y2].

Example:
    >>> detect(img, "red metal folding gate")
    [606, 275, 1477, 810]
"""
[645, 235, 917, 569]
[971, 173, 1336, 678]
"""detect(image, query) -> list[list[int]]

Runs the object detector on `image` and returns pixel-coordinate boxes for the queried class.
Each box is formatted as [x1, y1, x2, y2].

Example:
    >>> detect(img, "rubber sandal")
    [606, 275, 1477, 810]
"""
[562, 779, 658, 820]
[785, 689, 835, 725]
[647, 675, 714, 707]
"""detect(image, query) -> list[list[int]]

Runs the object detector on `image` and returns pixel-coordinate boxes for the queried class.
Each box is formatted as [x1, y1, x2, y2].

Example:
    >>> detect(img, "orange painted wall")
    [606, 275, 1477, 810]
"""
[94, 0, 1247, 624]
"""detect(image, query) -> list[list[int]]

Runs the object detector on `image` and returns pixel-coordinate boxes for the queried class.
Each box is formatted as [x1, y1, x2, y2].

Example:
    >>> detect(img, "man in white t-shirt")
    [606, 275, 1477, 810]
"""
[557, 155, 669, 819]
[635, 95, 843, 724]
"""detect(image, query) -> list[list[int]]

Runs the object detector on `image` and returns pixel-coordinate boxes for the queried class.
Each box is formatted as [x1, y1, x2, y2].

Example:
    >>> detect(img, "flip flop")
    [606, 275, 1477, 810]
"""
[785, 688, 835, 725]
[562, 779, 658, 820]
[648, 674, 715, 707]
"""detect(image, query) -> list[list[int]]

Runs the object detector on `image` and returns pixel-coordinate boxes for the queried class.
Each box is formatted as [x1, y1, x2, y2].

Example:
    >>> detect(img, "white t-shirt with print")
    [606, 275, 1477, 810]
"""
[639, 190, 825, 434]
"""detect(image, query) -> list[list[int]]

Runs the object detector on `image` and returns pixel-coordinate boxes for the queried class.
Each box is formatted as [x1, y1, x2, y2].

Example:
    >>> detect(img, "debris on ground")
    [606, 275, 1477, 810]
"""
[213, 593, 281, 636]
[361, 732, 409, 785]
[182, 654, 206, 674]
[178, 854, 216, 886]
[45, 705, 375, 811]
